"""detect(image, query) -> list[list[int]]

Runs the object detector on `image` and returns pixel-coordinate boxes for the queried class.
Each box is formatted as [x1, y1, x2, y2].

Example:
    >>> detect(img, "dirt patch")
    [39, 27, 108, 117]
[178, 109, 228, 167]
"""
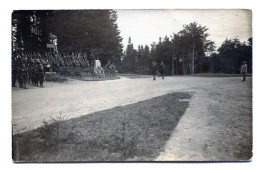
[205, 82, 252, 160]
[13, 92, 192, 162]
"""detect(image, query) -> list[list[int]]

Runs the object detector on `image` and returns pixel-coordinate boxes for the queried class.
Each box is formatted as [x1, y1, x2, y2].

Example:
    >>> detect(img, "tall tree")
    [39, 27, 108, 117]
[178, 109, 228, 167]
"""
[12, 10, 124, 67]
[122, 37, 137, 72]
[215, 37, 252, 73]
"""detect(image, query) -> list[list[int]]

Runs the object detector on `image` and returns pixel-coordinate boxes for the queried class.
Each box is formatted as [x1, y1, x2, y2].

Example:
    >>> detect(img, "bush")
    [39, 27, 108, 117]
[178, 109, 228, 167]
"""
[57, 65, 118, 78]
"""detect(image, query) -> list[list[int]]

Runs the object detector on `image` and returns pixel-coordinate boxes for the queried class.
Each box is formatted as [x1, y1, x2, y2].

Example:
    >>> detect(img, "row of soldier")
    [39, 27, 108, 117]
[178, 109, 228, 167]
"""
[11, 51, 114, 88]
[12, 56, 47, 89]
[15, 51, 92, 70]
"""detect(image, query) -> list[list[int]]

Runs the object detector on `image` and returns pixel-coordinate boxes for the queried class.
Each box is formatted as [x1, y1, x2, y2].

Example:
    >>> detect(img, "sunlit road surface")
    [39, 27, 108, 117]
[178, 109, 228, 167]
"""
[12, 76, 251, 133]
[12, 76, 187, 133]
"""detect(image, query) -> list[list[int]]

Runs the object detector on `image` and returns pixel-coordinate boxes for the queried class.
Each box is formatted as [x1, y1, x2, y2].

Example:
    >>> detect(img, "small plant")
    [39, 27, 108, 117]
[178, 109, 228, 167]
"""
[40, 112, 69, 146]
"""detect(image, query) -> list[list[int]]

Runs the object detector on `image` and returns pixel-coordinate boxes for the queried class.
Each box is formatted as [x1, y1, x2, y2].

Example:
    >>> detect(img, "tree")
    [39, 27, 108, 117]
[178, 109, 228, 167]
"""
[178, 22, 215, 74]
[121, 37, 137, 72]
[12, 10, 124, 67]
[214, 37, 252, 73]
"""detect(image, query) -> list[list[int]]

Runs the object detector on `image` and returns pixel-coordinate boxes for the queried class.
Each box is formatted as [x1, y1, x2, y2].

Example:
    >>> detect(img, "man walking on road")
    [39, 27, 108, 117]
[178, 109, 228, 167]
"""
[240, 61, 247, 81]
[152, 62, 157, 81]
[159, 61, 166, 79]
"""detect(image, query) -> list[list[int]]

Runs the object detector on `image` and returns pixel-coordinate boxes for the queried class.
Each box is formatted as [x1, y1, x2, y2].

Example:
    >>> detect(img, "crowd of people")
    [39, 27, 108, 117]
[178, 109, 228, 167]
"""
[12, 55, 48, 89]
[11, 51, 119, 88]
[11, 51, 92, 88]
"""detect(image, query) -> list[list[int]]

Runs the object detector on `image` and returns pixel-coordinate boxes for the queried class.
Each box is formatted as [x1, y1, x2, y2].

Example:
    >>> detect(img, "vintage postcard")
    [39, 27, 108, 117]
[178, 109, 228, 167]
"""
[12, 9, 252, 162]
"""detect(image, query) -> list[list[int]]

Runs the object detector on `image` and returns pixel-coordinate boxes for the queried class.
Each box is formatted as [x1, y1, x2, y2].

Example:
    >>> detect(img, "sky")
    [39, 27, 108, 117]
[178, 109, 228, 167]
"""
[116, 9, 252, 50]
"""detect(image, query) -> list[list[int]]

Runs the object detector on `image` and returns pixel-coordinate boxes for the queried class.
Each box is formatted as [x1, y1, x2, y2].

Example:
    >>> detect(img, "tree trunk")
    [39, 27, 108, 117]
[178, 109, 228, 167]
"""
[192, 41, 195, 74]
[200, 59, 203, 73]
[175, 56, 178, 75]
[182, 54, 185, 75]
[172, 56, 174, 75]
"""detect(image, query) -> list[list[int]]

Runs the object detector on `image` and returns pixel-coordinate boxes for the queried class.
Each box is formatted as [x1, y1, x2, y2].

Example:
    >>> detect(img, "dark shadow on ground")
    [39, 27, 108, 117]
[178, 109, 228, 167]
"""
[13, 92, 192, 162]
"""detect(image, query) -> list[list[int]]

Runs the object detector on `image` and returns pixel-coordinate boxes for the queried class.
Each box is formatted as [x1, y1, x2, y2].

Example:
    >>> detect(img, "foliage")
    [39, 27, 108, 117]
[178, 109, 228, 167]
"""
[210, 37, 252, 73]
[121, 37, 138, 72]
[121, 22, 216, 75]
[40, 113, 69, 146]
[12, 10, 123, 67]
[121, 22, 252, 75]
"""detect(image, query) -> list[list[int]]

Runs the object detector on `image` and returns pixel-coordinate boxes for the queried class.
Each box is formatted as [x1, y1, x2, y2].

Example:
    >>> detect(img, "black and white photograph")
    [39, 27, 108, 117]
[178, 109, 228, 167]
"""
[11, 9, 252, 162]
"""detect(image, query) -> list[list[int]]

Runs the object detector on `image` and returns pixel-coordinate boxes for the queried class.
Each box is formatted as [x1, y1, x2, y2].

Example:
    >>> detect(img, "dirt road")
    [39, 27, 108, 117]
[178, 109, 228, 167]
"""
[12, 76, 252, 161]
[12, 76, 194, 134]
[156, 77, 252, 161]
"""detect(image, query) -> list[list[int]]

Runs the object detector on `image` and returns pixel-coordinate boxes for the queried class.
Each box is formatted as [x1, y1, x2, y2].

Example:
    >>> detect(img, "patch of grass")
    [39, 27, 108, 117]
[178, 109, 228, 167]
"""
[189, 73, 252, 77]
[118, 74, 152, 79]
[118, 73, 253, 78]
[13, 92, 192, 162]
[75, 76, 120, 81]
[45, 72, 68, 82]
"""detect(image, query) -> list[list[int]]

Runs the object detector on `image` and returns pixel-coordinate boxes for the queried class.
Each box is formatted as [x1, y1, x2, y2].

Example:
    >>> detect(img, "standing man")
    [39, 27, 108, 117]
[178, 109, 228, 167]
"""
[21, 64, 28, 89]
[151, 62, 157, 81]
[37, 60, 45, 87]
[159, 61, 166, 79]
[240, 61, 248, 81]
[12, 57, 18, 87]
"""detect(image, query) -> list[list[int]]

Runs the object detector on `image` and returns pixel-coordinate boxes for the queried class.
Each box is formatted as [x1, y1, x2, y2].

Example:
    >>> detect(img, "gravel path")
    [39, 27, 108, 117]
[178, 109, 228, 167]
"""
[12, 76, 252, 161]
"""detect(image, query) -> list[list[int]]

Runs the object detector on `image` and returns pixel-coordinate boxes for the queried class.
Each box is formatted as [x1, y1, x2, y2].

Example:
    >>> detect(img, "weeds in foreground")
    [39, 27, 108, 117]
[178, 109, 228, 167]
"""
[13, 92, 192, 161]
[40, 112, 69, 146]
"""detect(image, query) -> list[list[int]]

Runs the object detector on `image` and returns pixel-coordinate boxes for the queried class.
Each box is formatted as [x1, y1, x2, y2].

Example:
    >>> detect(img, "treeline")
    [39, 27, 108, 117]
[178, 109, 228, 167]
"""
[121, 22, 252, 75]
[12, 10, 123, 66]
[211, 37, 252, 73]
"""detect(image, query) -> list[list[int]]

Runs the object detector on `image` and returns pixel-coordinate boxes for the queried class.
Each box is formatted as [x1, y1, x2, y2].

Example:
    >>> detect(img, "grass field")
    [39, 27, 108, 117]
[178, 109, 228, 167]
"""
[13, 92, 192, 162]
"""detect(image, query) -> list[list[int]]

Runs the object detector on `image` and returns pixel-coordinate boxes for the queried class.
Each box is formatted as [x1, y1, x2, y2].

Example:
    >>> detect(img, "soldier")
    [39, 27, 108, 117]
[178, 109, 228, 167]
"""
[151, 62, 157, 81]
[17, 64, 28, 89]
[31, 66, 38, 86]
[27, 57, 33, 84]
[12, 57, 18, 87]
[22, 64, 28, 89]
[46, 59, 51, 72]
[240, 61, 248, 81]
[35, 59, 42, 86]
[37, 61, 45, 87]
[17, 67, 23, 88]
[159, 61, 166, 79]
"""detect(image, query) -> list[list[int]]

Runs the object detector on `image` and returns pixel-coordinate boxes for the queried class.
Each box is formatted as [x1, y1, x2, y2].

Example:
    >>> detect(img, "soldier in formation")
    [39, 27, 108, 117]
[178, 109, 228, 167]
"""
[12, 51, 116, 88]
[12, 54, 49, 89]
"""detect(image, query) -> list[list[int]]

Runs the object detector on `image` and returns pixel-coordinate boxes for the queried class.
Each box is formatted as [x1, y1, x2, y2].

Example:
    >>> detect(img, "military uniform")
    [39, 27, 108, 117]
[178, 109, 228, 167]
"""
[159, 62, 166, 79]
[32, 67, 38, 86]
[17, 67, 23, 88]
[38, 64, 45, 87]
[151, 62, 157, 80]
[22, 66, 28, 89]
[12, 58, 18, 87]
[241, 62, 248, 81]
